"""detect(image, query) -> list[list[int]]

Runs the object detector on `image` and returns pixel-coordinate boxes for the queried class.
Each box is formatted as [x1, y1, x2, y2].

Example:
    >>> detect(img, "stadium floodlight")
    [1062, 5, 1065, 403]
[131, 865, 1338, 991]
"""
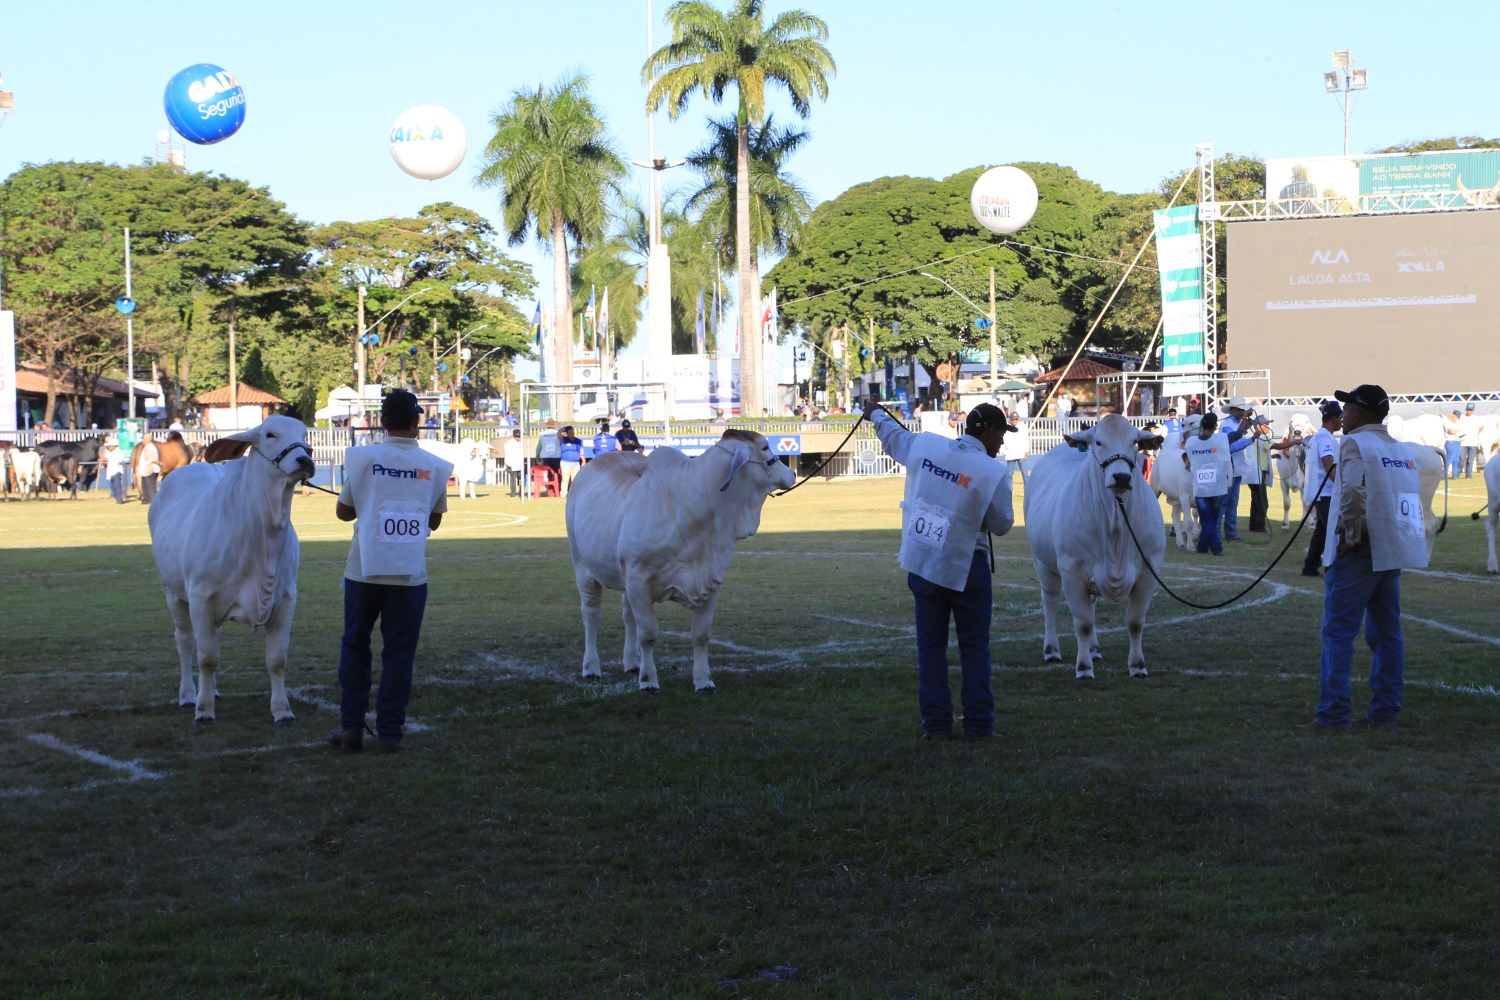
[1324, 51, 1369, 156]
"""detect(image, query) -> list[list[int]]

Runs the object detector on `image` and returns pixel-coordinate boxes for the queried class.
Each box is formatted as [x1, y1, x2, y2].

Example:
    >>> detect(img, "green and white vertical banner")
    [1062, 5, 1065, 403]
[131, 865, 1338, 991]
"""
[1152, 205, 1208, 394]
[0, 311, 16, 435]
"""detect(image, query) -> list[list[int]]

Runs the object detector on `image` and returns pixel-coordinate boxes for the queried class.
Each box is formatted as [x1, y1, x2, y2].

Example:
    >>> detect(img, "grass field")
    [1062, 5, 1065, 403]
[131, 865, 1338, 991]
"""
[3, 471, 1499, 999]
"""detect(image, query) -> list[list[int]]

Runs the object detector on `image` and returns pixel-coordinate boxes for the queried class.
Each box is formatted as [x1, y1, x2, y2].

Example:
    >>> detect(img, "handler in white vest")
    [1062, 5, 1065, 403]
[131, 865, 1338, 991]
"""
[328, 389, 454, 753]
[864, 399, 1015, 741]
[1181, 413, 1233, 556]
[1304, 383, 1427, 732]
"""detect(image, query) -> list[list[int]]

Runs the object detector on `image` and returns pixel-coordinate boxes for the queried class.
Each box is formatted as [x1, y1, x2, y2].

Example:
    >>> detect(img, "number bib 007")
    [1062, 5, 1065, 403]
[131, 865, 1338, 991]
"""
[1195, 467, 1217, 486]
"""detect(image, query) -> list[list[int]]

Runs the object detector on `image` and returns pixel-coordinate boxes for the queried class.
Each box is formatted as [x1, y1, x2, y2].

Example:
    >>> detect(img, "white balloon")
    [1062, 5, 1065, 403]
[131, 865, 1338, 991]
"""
[970, 166, 1039, 235]
[389, 105, 467, 180]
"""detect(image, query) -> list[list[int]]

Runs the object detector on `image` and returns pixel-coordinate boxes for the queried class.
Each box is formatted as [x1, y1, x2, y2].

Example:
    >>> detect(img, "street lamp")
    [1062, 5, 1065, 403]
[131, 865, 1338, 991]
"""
[356, 285, 433, 391]
[1324, 50, 1368, 156]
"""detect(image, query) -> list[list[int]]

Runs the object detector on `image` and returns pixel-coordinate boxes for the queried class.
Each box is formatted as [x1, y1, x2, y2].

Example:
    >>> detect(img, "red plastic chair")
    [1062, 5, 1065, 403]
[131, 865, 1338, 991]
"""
[531, 465, 561, 498]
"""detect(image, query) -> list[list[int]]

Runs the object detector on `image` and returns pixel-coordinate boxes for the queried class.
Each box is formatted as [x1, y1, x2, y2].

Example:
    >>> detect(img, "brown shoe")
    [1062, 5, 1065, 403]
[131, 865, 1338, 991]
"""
[326, 727, 363, 752]
[1297, 719, 1351, 733]
[378, 740, 403, 754]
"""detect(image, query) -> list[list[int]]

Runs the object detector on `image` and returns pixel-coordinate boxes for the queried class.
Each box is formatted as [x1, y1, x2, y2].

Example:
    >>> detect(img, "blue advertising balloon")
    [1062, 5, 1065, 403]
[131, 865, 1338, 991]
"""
[163, 64, 246, 145]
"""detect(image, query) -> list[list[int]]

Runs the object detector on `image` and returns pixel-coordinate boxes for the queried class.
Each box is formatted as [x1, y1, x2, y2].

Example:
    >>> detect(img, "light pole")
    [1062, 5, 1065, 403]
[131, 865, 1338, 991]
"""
[356, 286, 433, 392]
[919, 270, 998, 395]
[1323, 50, 1368, 157]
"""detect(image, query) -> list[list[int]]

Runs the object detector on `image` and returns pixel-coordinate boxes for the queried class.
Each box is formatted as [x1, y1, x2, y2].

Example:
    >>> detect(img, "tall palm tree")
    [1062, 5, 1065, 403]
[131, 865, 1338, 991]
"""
[643, 0, 835, 416]
[477, 73, 626, 408]
[685, 114, 813, 267]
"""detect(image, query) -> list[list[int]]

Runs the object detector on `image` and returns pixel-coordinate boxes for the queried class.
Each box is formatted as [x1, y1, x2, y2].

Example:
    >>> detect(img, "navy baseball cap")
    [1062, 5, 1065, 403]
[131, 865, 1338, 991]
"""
[1334, 384, 1389, 420]
[381, 389, 422, 424]
[965, 403, 1018, 436]
[1319, 400, 1343, 420]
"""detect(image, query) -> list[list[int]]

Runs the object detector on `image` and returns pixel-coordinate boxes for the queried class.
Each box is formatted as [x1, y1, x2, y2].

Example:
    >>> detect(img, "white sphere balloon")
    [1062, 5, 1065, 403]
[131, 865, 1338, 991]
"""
[970, 166, 1039, 235]
[389, 105, 467, 180]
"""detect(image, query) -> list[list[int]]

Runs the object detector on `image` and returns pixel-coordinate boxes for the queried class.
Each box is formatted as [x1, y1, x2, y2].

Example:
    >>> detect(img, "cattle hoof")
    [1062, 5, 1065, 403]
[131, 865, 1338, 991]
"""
[179, 702, 196, 710]
[1043, 653, 1063, 664]
[695, 684, 716, 695]
[639, 686, 661, 695]
[1075, 669, 1095, 681]
[193, 716, 216, 726]
[275, 716, 297, 726]
[1130, 667, 1149, 679]
[1090, 650, 1103, 662]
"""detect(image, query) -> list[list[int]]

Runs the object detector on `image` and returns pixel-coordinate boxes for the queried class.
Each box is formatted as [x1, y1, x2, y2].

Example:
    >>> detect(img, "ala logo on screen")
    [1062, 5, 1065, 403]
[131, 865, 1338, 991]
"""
[1309, 248, 1350, 265]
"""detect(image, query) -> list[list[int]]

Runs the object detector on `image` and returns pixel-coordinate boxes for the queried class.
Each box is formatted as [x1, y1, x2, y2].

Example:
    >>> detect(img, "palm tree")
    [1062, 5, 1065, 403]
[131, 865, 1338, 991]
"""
[643, 0, 835, 417]
[477, 73, 626, 410]
[685, 114, 813, 267]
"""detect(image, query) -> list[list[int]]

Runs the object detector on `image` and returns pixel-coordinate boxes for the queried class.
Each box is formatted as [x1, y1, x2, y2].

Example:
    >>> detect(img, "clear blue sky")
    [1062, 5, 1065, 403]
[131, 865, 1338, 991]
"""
[1, 0, 1490, 372]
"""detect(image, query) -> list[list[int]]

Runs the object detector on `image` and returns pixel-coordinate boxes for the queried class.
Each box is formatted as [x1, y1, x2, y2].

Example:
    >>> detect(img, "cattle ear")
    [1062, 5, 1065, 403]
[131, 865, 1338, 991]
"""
[1063, 430, 1093, 448]
[202, 434, 255, 464]
[718, 440, 750, 492]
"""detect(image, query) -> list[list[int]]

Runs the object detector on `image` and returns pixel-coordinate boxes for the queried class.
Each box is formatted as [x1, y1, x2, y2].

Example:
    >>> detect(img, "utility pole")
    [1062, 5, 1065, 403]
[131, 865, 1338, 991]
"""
[988, 266, 998, 395]
[124, 228, 135, 418]
[355, 284, 367, 392]
[228, 311, 237, 425]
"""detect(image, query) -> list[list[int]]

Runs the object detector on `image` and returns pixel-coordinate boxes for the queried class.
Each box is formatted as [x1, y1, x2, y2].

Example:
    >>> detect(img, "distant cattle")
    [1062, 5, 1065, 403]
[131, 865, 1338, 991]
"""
[419, 438, 485, 500]
[1026, 414, 1165, 679]
[566, 429, 795, 692]
[131, 432, 195, 488]
[1148, 432, 1197, 549]
[36, 437, 103, 493]
[6, 448, 43, 500]
[149, 416, 315, 724]
[1483, 458, 1500, 575]
[1275, 414, 1317, 529]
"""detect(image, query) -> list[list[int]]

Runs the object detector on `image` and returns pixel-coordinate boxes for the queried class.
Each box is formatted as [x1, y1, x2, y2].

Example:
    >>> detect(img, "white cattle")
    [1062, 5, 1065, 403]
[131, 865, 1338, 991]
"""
[148, 416, 315, 723]
[1482, 457, 1500, 574]
[1025, 414, 1165, 679]
[419, 438, 484, 500]
[1148, 432, 1197, 548]
[1477, 414, 1500, 466]
[1274, 414, 1316, 529]
[1389, 413, 1446, 451]
[1405, 443, 1447, 563]
[8, 449, 43, 500]
[566, 429, 796, 692]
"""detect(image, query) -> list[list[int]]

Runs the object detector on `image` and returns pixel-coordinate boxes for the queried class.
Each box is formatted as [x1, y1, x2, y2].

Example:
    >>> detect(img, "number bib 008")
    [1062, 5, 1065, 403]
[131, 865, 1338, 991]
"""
[358, 501, 430, 577]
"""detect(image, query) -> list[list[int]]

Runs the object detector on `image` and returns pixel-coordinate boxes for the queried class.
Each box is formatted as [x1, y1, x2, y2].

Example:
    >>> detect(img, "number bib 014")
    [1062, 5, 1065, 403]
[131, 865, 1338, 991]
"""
[907, 499, 952, 552]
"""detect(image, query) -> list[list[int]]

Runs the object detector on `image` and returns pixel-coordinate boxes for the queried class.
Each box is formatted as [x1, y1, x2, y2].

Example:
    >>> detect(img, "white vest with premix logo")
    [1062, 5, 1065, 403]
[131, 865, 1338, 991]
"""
[897, 433, 1005, 590]
[1325, 430, 1428, 572]
[1183, 432, 1232, 498]
[346, 440, 452, 582]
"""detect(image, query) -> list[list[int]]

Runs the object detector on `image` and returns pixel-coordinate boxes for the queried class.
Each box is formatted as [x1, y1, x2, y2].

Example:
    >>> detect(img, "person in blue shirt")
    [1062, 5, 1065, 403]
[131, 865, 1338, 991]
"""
[1218, 397, 1258, 542]
[558, 425, 584, 497]
[592, 418, 618, 461]
[1163, 407, 1183, 438]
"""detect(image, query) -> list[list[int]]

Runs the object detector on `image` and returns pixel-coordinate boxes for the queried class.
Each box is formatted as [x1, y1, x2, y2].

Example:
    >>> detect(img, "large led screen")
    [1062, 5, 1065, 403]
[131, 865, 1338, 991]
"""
[1227, 212, 1500, 396]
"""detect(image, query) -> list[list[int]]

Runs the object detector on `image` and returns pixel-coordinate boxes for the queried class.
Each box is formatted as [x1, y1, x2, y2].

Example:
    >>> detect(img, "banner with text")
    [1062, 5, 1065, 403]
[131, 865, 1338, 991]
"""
[1152, 205, 1207, 393]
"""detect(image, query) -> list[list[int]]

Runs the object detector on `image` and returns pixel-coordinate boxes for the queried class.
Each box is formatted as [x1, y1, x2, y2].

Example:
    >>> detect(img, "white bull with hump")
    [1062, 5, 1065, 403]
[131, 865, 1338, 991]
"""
[566, 429, 796, 692]
[1026, 414, 1165, 679]
[1148, 432, 1197, 549]
[148, 416, 316, 723]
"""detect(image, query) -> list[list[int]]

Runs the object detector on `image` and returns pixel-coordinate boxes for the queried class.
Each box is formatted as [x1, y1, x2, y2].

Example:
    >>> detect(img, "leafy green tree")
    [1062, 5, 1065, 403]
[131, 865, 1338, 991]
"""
[644, 0, 836, 415]
[477, 73, 627, 399]
[1374, 136, 1500, 153]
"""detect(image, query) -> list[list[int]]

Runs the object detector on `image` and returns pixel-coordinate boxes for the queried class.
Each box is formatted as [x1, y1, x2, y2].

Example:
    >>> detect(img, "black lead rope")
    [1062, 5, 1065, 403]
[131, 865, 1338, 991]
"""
[1114, 465, 1335, 611]
[773, 410, 878, 497]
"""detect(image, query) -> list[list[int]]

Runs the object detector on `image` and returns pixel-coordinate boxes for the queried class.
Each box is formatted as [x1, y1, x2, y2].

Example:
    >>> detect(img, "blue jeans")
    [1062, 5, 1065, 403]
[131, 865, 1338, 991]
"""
[1445, 441, 1462, 478]
[1462, 445, 1478, 477]
[1194, 495, 1225, 554]
[109, 472, 126, 503]
[1317, 545, 1404, 726]
[1007, 458, 1028, 484]
[1303, 496, 1332, 573]
[339, 579, 428, 743]
[908, 551, 994, 738]
[1221, 476, 1243, 539]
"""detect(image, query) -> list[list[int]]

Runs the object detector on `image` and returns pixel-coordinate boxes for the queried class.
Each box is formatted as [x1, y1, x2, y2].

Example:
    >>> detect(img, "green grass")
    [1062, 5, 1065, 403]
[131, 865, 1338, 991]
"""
[3, 474, 1499, 998]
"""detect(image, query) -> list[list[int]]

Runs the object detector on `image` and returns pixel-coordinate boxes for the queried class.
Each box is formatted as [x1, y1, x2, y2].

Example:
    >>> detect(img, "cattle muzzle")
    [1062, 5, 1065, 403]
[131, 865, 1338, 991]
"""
[1098, 452, 1137, 492]
[265, 442, 316, 482]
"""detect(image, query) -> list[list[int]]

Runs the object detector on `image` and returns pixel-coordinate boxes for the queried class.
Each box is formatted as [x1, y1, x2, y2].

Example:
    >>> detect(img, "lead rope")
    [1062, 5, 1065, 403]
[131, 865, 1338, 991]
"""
[1113, 465, 1334, 611]
[772, 409, 880, 497]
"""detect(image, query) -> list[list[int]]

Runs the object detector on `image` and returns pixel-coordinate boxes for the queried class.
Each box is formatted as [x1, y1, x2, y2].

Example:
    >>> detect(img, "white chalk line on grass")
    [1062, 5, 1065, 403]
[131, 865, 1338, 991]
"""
[24, 732, 163, 781]
[1407, 567, 1500, 584]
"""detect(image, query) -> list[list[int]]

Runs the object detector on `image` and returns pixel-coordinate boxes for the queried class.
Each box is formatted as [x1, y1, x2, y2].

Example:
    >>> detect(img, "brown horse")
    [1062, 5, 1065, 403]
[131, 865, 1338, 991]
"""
[130, 432, 195, 487]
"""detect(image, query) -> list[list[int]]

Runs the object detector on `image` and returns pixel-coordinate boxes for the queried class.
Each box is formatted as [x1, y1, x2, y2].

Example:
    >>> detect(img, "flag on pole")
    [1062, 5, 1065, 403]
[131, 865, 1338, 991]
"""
[599, 287, 610, 354]
[530, 301, 542, 345]
[583, 286, 597, 349]
[694, 288, 706, 355]
[761, 287, 779, 342]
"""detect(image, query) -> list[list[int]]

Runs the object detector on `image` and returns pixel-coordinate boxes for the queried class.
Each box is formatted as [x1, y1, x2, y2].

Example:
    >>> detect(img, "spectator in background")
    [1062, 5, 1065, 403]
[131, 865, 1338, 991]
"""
[592, 419, 618, 461]
[136, 434, 161, 505]
[102, 436, 128, 504]
[1002, 419, 1030, 485]
[558, 425, 584, 497]
[1163, 406, 1183, 437]
[1302, 401, 1343, 577]
[615, 419, 642, 454]
[1444, 410, 1464, 478]
[535, 421, 562, 476]
[1459, 402, 1481, 478]
[502, 429, 524, 497]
